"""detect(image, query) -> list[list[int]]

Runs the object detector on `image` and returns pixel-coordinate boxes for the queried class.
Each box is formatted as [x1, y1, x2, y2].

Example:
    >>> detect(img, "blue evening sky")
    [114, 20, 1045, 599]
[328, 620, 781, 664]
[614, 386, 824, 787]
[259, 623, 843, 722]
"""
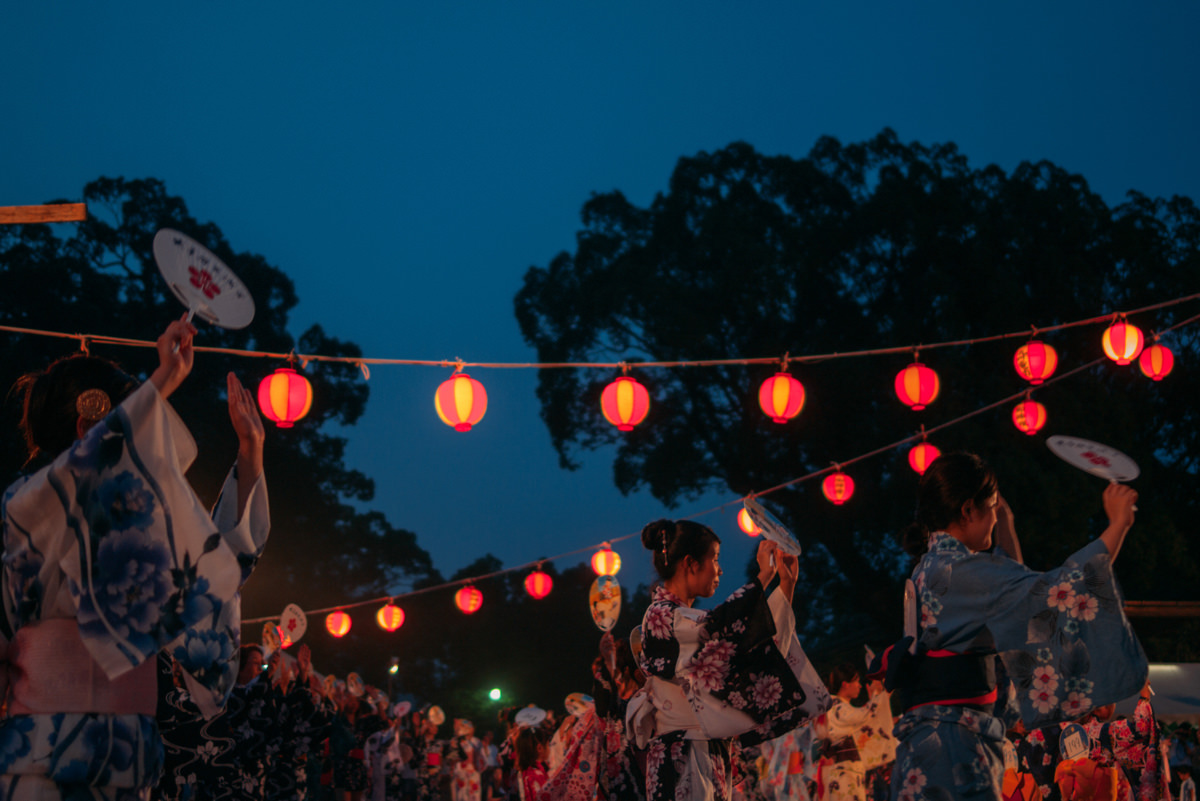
[3, 3, 1198, 594]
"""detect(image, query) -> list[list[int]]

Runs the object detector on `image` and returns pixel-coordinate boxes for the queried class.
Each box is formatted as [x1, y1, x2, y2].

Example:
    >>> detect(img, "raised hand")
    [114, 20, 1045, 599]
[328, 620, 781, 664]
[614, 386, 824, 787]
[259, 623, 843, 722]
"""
[150, 315, 197, 399]
[756, 540, 779, 587]
[777, 551, 799, 602]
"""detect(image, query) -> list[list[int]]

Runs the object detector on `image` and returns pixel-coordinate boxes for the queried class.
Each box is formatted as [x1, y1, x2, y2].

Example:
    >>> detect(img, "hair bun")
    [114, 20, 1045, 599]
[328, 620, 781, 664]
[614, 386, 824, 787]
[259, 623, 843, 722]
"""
[640, 519, 673, 551]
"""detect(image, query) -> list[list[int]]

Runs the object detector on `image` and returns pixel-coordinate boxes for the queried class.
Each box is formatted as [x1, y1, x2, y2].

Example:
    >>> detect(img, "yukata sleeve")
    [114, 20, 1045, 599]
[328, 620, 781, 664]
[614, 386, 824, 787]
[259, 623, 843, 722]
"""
[939, 540, 1147, 728]
[33, 382, 263, 715]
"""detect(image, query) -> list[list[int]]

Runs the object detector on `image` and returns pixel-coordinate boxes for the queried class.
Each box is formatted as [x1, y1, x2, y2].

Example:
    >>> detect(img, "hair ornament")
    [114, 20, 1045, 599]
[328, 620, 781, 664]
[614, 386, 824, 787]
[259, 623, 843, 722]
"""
[75, 389, 112, 422]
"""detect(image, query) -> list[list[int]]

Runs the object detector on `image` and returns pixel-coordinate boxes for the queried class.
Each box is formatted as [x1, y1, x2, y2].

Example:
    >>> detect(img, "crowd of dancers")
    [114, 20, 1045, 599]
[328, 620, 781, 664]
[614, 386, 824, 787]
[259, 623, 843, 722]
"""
[0, 317, 1177, 801]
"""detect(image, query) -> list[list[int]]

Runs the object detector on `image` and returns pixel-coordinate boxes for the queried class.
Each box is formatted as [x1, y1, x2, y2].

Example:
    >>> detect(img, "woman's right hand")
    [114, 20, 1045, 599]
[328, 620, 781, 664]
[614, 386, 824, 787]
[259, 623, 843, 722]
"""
[756, 540, 778, 587]
[1103, 483, 1138, 531]
[149, 315, 197, 399]
[777, 551, 799, 602]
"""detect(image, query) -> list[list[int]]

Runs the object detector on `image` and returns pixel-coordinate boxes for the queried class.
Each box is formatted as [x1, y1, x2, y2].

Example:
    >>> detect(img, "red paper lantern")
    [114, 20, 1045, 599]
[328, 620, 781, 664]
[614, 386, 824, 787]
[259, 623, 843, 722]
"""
[524, 570, 553, 600]
[1102, 321, 1144, 365]
[758, 372, 805, 424]
[737, 508, 761, 536]
[1013, 341, 1058, 385]
[325, 610, 352, 638]
[894, 362, 940, 410]
[376, 603, 405, 632]
[257, 367, 313, 428]
[1138, 343, 1174, 381]
[908, 442, 941, 475]
[455, 585, 483, 614]
[591, 547, 622, 576]
[601, 376, 650, 431]
[822, 472, 855, 505]
[1012, 399, 1048, 436]
[435, 373, 488, 431]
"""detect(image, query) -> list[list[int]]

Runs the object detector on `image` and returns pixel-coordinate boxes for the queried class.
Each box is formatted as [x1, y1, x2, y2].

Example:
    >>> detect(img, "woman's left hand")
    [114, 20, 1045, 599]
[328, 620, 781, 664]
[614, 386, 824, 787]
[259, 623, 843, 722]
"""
[228, 372, 264, 483]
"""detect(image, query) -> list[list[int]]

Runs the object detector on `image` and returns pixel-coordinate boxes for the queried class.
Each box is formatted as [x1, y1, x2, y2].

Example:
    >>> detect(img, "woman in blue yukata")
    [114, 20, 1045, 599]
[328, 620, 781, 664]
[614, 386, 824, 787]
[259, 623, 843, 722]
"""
[0, 317, 271, 800]
[626, 519, 830, 801]
[882, 452, 1146, 801]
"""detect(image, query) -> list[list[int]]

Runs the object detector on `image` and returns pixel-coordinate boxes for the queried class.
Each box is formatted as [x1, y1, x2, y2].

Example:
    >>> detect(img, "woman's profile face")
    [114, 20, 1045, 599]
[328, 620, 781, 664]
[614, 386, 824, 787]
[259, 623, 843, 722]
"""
[959, 492, 999, 552]
[690, 542, 722, 598]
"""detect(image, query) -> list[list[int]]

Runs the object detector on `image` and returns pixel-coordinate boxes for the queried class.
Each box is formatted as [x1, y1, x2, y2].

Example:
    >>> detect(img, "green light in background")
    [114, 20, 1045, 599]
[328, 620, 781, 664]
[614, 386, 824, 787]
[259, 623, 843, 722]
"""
[489, 688, 502, 701]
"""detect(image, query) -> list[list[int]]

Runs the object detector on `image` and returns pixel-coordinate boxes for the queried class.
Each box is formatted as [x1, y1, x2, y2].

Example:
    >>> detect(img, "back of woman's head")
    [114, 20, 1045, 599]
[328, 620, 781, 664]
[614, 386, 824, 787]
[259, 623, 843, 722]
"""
[827, 662, 861, 695]
[902, 452, 998, 557]
[514, 727, 545, 771]
[640, 519, 720, 581]
[13, 354, 137, 469]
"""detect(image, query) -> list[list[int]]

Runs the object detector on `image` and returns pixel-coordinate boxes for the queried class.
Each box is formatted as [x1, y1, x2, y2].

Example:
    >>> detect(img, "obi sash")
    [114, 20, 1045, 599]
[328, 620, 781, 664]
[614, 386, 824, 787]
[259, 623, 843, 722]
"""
[1, 618, 156, 717]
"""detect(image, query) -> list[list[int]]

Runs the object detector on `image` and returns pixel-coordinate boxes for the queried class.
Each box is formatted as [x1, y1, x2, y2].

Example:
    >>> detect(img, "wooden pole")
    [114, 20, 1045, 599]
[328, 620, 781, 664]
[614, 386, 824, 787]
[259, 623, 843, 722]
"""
[0, 204, 88, 224]
[1124, 600, 1200, 618]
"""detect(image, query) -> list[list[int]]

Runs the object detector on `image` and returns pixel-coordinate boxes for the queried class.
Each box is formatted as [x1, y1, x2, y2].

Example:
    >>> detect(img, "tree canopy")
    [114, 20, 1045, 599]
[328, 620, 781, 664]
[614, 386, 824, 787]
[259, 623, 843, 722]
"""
[515, 130, 1200, 659]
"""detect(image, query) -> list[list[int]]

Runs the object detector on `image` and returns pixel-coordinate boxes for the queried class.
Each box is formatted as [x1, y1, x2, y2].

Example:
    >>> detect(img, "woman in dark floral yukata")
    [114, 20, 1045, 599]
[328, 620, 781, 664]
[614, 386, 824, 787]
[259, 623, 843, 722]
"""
[626, 519, 829, 801]
[0, 316, 270, 800]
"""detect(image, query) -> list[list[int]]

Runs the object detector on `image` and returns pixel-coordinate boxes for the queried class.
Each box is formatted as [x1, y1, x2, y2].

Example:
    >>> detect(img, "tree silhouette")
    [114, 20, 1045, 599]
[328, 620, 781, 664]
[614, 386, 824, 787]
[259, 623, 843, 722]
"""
[515, 131, 1200, 659]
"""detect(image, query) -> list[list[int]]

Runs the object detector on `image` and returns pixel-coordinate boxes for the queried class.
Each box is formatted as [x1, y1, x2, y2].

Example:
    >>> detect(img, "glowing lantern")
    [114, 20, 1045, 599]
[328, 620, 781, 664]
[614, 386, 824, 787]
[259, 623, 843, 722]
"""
[435, 373, 488, 431]
[524, 570, 553, 600]
[1102, 321, 1144, 365]
[591, 547, 621, 576]
[257, 368, 313, 428]
[325, 610, 352, 638]
[758, 372, 805, 424]
[1012, 399, 1047, 436]
[1139, 343, 1174, 381]
[601, 376, 650, 431]
[455, 585, 483, 614]
[908, 442, 941, 475]
[376, 603, 405, 632]
[894, 362, 940, 411]
[822, 472, 855, 505]
[1013, 341, 1058, 385]
[737, 508, 761, 536]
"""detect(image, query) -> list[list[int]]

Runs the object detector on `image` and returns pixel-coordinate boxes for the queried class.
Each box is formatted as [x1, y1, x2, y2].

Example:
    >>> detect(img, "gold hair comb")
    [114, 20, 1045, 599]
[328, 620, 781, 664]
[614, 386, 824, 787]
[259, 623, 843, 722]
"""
[75, 389, 112, 422]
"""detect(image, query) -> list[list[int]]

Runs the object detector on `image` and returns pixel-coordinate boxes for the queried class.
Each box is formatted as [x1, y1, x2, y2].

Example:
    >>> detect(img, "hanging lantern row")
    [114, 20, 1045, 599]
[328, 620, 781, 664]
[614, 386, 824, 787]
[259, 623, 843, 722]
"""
[256, 317, 1176, 433]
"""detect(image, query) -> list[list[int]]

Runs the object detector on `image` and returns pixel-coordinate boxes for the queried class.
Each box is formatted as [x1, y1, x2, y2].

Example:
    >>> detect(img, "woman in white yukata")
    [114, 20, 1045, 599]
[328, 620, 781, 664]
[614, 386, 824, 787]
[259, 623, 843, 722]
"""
[881, 452, 1146, 801]
[0, 317, 270, 800]
[627, 519, 830, 801]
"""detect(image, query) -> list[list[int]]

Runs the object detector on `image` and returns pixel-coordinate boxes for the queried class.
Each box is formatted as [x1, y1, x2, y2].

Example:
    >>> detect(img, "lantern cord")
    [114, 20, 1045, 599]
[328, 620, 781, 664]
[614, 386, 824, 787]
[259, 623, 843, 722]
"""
[241, 308, 1200, 627]
[2, 293, 1198, 373]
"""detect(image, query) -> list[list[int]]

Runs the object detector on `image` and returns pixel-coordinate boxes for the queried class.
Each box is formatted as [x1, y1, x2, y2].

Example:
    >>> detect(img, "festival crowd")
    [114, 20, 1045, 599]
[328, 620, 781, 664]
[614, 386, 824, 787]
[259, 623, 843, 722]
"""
[0, 318, 1187, 801]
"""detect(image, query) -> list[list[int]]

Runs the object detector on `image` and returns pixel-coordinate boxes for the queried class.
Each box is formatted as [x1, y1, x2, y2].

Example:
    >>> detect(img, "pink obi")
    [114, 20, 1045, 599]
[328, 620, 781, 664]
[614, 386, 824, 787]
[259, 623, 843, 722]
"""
[1, 618, 157, 717]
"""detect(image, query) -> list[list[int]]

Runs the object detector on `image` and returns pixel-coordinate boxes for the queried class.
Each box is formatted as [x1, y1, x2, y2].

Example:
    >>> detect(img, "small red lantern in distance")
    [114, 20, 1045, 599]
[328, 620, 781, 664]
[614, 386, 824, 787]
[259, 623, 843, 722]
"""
[908, 442, 941, 475]
[326, 610, 352, 638]
[822, 472, 855, 505]
[1102, 321, 1144, 365]
[601, 376, 650, 431]
[524, 570, 553, 600]
[376, 603, 405, 632]
[435, 373, 488, 431]
[758, 372, 805, 424]
[1012, 399, 1047, 436]
[894, 362, 940, 411]
[591, 547, 621, 576]
[258, 368, 313, 428]
[737, 508, 761, 536]
[1139, 343, 1174, 381]
[455, 586, 483, 614]
[1013, 341, 1058, 385]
